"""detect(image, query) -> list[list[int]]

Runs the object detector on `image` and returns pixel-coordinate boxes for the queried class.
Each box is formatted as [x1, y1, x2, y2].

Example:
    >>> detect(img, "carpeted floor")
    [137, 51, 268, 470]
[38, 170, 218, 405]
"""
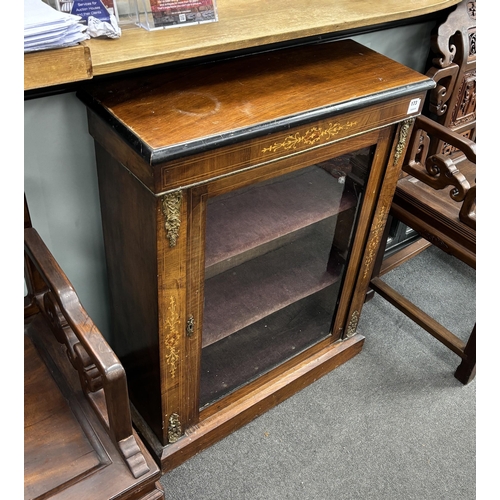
[159, 245, 476, 499]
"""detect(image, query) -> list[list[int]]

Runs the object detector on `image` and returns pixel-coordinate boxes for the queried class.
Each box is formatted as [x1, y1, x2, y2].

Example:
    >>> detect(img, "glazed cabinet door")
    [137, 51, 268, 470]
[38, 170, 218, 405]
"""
[183, 125, 401, 412]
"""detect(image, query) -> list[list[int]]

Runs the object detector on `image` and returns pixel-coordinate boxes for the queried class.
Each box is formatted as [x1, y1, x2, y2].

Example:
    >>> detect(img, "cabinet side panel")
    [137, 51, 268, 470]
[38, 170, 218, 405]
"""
[95, 143, 163, 440]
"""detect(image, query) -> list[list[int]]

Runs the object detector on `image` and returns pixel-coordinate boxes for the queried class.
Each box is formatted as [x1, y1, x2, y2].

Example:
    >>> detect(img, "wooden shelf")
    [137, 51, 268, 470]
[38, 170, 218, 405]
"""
[24, 0, 460, 91]
[205, 165, 356, 278]
[202, 158, 362, 349]
[200, 290, 334, 407]
[24, 44, 92, 91]
[203, 219, 342, 347]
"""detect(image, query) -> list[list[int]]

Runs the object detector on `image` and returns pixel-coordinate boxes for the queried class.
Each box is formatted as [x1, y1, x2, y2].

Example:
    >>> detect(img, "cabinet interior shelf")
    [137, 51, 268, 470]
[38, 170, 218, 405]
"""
[200, 162, 363, 405]
[205, 165, 356, 277]
[203, 218, 342, 346]
[202, 164, 357, 348]
[200, 288, 337, 407]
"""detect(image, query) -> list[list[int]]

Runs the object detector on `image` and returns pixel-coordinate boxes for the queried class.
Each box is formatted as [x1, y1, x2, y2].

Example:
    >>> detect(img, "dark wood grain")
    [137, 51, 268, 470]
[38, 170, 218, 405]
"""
[94, 144, 165, 440]
[81, 38, 433, 471]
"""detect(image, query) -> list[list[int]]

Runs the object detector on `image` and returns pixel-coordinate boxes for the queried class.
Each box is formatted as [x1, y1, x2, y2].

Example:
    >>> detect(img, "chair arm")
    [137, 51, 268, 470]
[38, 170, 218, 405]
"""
[403, 114, 476, 203]
[24, 227, 150, 479]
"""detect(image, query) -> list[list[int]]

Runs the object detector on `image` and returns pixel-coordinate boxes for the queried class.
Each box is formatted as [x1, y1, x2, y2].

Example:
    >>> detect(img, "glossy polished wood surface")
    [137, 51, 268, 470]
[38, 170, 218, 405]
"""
[83, 38, 433, 471]
[24, 0, 460, 90]
[80, 40, 433, 166]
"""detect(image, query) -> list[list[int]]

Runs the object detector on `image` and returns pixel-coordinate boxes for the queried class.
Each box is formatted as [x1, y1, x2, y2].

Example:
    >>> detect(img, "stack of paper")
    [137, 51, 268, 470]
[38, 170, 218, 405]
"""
[24, 0, 89, 53]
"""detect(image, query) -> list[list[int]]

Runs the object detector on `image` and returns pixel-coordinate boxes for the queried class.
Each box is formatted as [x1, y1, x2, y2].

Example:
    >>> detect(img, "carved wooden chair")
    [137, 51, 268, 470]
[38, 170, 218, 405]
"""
[369, 0, 476, 384]
[24, 197, 165, 500]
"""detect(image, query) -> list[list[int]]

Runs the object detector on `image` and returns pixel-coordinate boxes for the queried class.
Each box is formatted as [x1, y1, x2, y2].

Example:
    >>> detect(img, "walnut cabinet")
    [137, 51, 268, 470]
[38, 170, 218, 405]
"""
[78, 39, 433, 472]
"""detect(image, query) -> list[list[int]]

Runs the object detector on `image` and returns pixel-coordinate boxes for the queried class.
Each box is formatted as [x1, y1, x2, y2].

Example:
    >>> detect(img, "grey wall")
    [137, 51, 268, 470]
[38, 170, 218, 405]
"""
[24, 94, 111, 335]
[24, 22, 434, 341]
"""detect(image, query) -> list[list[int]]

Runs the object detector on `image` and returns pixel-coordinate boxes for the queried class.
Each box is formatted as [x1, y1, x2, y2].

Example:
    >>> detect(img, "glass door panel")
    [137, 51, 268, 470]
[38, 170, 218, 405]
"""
[200, 146, 374, 407]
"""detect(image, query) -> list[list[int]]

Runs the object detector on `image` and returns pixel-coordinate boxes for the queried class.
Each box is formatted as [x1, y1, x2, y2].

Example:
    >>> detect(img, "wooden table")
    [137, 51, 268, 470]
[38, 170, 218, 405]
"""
[24, 0, 460, 91]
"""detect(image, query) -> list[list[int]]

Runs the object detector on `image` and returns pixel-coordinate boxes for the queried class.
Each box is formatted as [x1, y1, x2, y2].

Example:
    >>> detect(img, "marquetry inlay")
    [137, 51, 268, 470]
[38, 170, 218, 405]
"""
[363, 200, 391, 280]
[261, 121, 357, 153]
[164, 295, 181, 378]
[346, 310, 360, 337]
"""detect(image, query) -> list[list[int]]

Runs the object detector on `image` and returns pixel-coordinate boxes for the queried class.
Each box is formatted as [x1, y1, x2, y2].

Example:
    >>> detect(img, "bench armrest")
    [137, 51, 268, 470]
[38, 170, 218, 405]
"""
[24, 226, 151, 479]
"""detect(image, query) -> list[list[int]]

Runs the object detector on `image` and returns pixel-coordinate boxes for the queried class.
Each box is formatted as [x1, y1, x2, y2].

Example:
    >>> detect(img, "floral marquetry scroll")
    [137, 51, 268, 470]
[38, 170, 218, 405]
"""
[164, 295, 181, 378]
[393, 119, 413, 166]
[262, 121, 357, 153]
[362, 199, 391, 281]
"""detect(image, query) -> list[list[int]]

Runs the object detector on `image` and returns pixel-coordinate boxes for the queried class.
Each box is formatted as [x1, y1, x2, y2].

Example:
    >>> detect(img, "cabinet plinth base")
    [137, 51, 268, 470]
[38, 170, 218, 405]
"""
[139, 334, 364, 473]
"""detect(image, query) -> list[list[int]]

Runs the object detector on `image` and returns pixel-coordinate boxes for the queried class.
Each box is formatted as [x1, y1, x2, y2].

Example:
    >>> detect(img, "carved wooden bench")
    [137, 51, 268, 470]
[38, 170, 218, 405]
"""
[369, 0, 476, 384]
[24, 200, 165, 500]
[370, 113, 476, 384]
[375, 0, 476, 268]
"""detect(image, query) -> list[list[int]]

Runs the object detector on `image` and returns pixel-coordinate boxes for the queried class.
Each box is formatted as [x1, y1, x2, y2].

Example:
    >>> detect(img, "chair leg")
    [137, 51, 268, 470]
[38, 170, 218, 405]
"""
[454, 325, 476, 384]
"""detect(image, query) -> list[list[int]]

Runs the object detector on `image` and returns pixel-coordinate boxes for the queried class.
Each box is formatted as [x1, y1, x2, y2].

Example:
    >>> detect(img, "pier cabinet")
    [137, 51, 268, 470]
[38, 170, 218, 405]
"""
[78, 39, 433, 472]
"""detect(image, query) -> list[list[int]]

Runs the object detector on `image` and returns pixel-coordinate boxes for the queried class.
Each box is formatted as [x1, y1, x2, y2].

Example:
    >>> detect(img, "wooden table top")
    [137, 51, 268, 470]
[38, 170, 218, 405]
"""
[79, 39, 433, 166]
[24, 0, 460, 92]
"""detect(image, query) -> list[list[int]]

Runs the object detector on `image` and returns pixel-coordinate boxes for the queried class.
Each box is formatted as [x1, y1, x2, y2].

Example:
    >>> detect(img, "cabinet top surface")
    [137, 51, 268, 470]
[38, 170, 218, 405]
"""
[79, 40, 433, 163]
[24, 0, 460, 91]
